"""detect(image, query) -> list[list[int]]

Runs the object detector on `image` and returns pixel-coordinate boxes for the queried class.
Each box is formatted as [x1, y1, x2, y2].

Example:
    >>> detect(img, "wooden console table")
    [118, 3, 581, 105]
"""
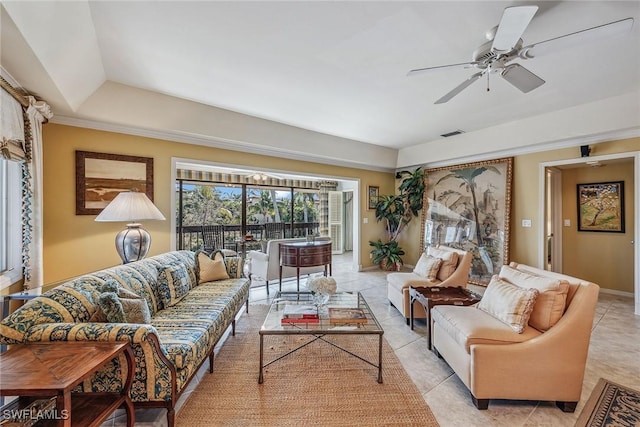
[0, 342, 135, 427]
[278, 241, 332, 292]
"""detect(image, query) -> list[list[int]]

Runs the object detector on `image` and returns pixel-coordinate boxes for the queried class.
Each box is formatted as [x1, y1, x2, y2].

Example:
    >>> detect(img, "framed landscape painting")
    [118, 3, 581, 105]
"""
[76, 151, 154, 215]
[577, 181, 625, 232]
[421, 157, 513, 285]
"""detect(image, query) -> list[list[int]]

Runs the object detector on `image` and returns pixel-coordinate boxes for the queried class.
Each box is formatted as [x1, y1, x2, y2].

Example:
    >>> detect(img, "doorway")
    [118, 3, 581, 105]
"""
[539, 152, 639, 316]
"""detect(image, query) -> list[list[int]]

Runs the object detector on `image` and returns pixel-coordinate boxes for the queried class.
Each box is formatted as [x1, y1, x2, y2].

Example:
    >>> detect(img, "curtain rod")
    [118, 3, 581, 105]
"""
[0, 75, 29, 108]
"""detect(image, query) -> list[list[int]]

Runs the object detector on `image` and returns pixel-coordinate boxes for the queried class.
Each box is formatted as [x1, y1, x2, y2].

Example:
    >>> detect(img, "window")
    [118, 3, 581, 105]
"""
[0, 158, 22, 289]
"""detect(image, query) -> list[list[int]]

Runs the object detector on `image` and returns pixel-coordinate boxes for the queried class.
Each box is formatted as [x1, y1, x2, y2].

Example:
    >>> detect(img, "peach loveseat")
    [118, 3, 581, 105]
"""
[431, 262, 599, 411]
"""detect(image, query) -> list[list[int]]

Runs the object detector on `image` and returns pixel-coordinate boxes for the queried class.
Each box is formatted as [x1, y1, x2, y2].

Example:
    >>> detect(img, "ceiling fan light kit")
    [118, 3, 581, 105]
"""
[408, 6, 634, 104]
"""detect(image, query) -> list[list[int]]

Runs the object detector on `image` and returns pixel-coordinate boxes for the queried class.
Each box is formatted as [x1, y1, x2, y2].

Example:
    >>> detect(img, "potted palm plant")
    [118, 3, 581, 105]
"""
[369, 167, 425, 270]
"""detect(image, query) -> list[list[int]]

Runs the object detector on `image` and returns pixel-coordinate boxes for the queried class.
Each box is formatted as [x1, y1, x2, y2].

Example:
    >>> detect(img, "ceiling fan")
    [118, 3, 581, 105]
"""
[408, 6, 634, 104]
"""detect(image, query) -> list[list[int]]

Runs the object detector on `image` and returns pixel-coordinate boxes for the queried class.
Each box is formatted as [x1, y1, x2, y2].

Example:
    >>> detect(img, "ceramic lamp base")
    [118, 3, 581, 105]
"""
[115, 223, 151, 264]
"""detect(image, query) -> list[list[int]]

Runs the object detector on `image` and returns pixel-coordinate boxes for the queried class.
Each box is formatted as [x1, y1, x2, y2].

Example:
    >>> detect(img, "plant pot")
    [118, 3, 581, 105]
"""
[379, 260, 403, 271]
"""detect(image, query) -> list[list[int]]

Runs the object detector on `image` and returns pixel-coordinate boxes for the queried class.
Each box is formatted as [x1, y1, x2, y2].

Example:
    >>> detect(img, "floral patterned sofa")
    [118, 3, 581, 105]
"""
[0, 250, 249, 427]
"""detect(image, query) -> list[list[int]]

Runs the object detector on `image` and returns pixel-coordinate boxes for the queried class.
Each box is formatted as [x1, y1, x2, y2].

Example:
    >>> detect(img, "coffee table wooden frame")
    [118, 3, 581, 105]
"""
[259, 291, 384, 384]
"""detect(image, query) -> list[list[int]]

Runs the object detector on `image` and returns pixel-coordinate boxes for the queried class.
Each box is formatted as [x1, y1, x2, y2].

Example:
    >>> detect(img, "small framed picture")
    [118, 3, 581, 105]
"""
[577, 181, 625, 232]
[368, 186, 379, 210]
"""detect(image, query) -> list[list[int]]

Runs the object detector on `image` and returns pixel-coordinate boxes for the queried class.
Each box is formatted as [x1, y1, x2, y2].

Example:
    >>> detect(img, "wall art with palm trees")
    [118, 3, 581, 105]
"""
[421, 157, 513, 285]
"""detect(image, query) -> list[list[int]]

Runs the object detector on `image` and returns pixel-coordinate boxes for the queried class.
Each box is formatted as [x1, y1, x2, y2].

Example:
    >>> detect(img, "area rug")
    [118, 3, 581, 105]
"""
[575, 378, 640, 427]
[177, 306, 439, 426]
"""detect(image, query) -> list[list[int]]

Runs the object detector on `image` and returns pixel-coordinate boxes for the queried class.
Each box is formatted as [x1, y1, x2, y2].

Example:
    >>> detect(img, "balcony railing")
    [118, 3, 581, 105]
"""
[176, 222, 321, 252]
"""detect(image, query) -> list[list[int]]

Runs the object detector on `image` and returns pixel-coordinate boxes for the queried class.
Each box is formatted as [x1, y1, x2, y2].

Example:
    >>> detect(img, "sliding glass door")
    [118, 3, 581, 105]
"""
[176, 180, 321, 252]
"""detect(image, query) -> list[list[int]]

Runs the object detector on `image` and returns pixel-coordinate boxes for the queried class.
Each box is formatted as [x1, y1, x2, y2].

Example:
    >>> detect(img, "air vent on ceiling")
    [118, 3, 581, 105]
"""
[440, 130, 465, 138]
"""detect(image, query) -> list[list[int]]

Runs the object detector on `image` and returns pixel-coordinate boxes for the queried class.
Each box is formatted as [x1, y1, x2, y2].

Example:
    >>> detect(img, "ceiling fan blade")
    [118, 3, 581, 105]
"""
[407, 62, 479, 77]
[435, 72, 483, 104]
[520, 17, 634, 59]
[492, 5, 538, 53]
[501, 63, 545, 93]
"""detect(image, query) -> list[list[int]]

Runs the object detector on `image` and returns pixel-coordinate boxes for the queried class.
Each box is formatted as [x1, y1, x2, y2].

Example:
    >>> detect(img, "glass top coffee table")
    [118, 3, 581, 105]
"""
[259, 291, 384, 384]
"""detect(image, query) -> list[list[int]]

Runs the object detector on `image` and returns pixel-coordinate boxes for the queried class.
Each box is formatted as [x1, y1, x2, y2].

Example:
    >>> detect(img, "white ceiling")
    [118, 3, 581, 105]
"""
[2, 1, 639, 171]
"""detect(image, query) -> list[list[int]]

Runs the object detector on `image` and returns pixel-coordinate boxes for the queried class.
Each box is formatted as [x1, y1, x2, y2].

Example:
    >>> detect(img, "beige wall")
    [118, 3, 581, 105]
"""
[40, 123, 640, 292]
[561, 162, 634, 292]
[42, 124, 395, 284]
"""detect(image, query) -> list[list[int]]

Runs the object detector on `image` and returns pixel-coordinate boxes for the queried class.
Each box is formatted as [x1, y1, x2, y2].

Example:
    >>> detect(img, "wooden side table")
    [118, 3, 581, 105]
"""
[0, 342, 135, 427]
[409, 286, 482, 350]
[278, 241, 332, 292]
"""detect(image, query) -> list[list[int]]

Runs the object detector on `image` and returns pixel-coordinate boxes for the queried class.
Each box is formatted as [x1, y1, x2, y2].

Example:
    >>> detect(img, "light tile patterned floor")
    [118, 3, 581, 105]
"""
[108, 252, 640, 426]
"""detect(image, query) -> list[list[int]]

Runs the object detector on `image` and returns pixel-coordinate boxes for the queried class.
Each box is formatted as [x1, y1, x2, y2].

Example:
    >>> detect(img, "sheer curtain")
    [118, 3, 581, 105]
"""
[24, 96, 52, 290]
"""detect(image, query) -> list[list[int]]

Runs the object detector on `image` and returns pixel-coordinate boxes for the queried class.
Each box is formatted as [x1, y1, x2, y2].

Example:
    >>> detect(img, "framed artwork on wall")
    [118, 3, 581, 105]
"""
[368, 186, 379, 210]
[75, 151, 154, 215]
[577, 181, 625, 232]
[420, 157, 513, 285]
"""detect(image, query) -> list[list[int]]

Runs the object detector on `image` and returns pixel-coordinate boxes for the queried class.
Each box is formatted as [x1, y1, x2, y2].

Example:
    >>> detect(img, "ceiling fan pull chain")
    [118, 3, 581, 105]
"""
[487, 72, 490, 92]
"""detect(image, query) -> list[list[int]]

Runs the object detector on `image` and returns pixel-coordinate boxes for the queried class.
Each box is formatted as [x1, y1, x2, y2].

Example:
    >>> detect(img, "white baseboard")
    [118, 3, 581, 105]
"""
[599, 288, 634, 298]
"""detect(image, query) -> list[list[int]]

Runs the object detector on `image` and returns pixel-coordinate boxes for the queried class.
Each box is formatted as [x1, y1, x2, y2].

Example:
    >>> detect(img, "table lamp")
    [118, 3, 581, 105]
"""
[95, 191, 166, 264]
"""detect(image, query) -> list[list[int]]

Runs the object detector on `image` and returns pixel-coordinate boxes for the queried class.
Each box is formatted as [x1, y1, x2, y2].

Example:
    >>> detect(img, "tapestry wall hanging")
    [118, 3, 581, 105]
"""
[421, 157, 513, 285]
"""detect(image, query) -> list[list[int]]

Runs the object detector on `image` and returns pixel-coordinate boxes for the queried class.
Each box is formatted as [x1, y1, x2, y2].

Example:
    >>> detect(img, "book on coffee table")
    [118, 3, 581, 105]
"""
[328, 307, 367, 324]
[282, 304, 318, 319]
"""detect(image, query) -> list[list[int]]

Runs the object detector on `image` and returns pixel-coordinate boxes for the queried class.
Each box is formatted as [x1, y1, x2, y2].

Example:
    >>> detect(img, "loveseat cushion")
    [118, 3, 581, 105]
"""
[432, 305, 542, 354]
[413, 253, 443, 280]
[477, 276, 539, 333]
[498, 265, 569, 331]
[427, 247, 459, 281]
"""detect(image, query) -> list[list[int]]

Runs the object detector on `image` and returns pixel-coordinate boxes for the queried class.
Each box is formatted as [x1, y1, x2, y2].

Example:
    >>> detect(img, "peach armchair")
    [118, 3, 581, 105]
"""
[387, 245, 472, 323]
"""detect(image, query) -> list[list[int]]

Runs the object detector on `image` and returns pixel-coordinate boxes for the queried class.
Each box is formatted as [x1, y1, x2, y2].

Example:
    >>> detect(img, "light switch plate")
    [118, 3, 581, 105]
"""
[564, 219, 571, 227]
[522, 219, 532, 228]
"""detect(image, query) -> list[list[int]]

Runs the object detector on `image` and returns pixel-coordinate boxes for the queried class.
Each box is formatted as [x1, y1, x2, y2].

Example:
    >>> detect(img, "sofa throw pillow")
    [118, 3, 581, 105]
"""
[225, 256, 244, 279]
[477, 276, 539, 334]
[95, 286, 151, 324]
[196, 250, 230, 284]
[427, 247, 459, 282]
[413, 253, 443, 280]
[498, 265, 569, 331]
[158, 262, 192, 307]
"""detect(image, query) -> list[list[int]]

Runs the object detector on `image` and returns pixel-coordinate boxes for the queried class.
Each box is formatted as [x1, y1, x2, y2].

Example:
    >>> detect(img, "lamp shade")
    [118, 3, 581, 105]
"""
[95, 191, 165, 223]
